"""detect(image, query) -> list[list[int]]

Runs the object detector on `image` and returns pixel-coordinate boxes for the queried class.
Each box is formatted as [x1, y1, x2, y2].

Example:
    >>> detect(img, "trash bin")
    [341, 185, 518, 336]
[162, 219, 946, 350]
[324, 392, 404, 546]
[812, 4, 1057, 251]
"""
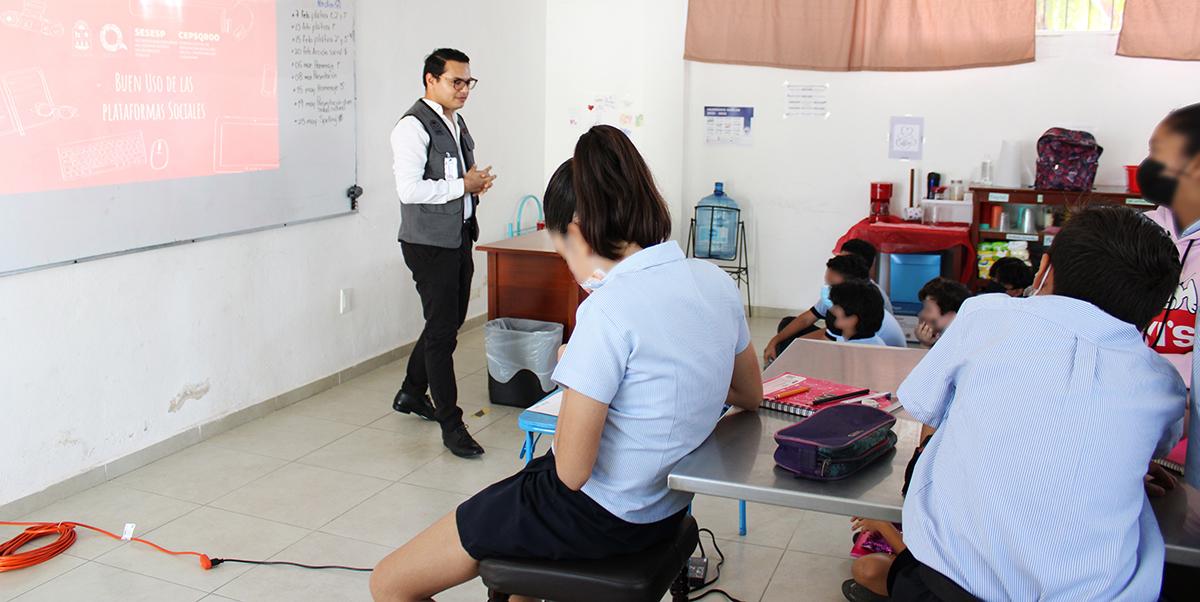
[485, 318, 563, 408]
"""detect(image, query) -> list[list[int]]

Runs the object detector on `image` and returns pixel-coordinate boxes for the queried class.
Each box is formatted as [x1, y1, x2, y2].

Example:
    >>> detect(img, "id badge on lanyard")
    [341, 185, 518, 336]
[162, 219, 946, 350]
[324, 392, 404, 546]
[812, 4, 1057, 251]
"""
[444, 152, 459, 180]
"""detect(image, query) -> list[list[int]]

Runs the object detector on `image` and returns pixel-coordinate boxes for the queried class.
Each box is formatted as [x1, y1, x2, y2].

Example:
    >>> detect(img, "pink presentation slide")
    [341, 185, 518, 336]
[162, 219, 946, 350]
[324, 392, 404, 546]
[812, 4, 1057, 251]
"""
[0, 0, 278, 196]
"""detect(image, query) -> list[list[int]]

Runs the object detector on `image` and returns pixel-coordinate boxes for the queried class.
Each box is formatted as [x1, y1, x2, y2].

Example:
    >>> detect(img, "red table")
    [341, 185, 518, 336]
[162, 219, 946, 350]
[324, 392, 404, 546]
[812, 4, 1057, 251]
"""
[834, 216, 975, 284]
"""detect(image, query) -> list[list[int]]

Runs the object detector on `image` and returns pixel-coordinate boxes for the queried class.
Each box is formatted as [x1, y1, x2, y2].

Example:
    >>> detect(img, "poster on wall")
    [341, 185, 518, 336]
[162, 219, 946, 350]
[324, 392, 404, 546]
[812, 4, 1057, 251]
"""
[704, 106, 753, 146]
[783, 82, 829, 119]
[888, 115, 924, 160]
[0, 0, 279, 196]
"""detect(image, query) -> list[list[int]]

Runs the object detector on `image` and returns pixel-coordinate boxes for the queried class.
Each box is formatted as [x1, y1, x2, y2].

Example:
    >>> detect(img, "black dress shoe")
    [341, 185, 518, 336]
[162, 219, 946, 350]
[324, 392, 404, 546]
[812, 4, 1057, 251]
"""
[393, 390, 436, 421]
[442, 422, 485, 458]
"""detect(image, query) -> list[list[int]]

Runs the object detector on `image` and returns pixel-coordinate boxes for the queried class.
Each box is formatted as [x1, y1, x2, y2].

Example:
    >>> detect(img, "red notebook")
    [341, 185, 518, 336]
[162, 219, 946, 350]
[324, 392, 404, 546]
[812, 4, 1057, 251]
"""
[762, 374, 895, 417]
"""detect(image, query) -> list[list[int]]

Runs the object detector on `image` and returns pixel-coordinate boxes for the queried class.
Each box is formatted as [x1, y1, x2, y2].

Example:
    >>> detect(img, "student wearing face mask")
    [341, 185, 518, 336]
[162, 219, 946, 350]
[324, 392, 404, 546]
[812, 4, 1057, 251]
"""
[894, 206, 1183, 601]
[370, 126, 763, 602]
[766, 254, 869, 362]
[766, 255, 908, 363]
[1136, 105, 1200, 522]
[1142, 103, 1200, 389]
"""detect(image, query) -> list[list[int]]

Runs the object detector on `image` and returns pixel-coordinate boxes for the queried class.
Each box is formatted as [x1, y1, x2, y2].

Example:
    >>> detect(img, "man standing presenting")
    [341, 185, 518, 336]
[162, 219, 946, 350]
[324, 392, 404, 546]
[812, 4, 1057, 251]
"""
[391, 48, 494, 457]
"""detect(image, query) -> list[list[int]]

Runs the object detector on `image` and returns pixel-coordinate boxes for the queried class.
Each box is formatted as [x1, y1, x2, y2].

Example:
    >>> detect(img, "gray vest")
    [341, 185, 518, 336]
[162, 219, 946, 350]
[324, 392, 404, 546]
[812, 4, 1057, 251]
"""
[397, 100, 478, 248]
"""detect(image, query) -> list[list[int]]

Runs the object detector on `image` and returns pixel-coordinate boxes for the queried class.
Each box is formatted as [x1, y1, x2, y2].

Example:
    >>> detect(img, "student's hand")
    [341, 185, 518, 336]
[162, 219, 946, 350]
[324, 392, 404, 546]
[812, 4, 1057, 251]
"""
[465, 165, 496, 194]
[851, 517, 893, 534]
[914, 321, 940, 347]
[763, 340, 779, 364]
[1145, 462, 1179, 497]
[557, 344, 568, 362]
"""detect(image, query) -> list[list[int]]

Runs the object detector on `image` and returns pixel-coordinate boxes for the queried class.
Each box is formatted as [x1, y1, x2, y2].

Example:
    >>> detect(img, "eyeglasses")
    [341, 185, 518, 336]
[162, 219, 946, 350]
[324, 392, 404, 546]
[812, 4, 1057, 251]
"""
[439, 76, 478, 91]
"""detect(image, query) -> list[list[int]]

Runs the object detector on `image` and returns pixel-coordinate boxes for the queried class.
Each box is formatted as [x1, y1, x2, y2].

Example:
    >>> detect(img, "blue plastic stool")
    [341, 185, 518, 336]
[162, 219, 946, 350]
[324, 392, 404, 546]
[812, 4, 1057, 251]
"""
[517, 403, 748, 536]
[517, 408, 558, 465]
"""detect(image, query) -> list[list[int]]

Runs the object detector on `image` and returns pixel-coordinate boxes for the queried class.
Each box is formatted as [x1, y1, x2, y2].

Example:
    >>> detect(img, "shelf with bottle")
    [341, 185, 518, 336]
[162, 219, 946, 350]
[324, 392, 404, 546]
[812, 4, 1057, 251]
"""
[967, 185, 1149, 291]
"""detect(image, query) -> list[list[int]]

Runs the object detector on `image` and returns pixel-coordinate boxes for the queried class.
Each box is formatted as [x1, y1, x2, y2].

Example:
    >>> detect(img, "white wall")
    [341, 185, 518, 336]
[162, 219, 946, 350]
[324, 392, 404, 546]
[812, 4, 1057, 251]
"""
[0, 0, 547, 506]
[684, 34, 1200, 310]
[10, 2, 1200, 507]
[543, 0, 687, 234]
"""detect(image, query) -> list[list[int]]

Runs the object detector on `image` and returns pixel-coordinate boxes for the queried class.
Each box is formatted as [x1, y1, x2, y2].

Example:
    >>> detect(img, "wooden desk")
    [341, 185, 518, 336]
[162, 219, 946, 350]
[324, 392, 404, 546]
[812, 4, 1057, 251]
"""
[477, 231, 585, 340]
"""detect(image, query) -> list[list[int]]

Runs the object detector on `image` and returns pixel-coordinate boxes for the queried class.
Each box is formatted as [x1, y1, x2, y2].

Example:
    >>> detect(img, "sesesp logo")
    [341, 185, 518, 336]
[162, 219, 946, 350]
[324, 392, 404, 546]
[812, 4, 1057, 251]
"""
[1145, 279, 1198, 354]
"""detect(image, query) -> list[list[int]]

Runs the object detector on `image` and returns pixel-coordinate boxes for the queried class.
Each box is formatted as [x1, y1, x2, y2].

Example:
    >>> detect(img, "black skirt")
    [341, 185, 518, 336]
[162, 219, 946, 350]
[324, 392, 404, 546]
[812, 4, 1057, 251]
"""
[456, 451, 686, 561]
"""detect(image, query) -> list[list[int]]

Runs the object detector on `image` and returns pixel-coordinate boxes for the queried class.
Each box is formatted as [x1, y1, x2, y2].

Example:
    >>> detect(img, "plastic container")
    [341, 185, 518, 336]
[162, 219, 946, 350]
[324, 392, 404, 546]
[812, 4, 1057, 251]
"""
[485, 318, 563, 408]
[889, 254, 942, 315]
[948, 179, 966, 201]
[921, 199, 972, 225]
[694, 182, 739, 260]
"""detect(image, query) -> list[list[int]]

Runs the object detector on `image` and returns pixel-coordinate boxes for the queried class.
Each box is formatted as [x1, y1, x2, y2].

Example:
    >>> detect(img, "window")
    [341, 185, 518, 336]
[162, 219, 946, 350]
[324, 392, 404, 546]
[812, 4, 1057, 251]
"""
[1037, 0, 1126, 32]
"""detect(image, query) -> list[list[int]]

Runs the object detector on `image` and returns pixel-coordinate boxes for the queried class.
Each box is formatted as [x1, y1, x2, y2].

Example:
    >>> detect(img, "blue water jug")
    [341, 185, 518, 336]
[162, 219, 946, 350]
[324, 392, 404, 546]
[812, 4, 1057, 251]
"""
[694, 182, 739, 260]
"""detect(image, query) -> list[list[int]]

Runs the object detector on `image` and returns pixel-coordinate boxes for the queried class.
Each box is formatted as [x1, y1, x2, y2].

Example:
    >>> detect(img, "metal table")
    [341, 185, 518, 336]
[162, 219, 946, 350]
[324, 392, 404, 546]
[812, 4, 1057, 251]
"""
[667, 338, 1200, 567]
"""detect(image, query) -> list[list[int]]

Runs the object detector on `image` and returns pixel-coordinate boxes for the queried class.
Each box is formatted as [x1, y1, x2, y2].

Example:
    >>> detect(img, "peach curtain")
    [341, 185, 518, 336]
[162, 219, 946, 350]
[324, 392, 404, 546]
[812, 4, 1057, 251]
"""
[684, 0, 1036, 72]
[1118, 0, 1200, 61]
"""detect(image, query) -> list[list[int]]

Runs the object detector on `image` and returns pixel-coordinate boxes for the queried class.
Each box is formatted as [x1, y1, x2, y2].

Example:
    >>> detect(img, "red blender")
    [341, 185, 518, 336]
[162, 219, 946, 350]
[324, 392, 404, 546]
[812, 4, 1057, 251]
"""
[870, 182, 893, 223]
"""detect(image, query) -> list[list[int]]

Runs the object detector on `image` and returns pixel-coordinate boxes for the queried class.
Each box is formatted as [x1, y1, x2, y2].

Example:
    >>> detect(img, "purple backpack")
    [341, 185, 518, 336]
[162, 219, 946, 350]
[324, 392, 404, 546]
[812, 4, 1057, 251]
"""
[1035, 128, 1103, 191]
[774, 404, 897, 480]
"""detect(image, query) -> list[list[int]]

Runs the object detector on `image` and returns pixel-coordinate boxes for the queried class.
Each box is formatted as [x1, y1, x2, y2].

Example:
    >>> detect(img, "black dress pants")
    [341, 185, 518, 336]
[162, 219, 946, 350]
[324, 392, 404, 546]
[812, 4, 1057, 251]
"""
[400, 224, 474, 426]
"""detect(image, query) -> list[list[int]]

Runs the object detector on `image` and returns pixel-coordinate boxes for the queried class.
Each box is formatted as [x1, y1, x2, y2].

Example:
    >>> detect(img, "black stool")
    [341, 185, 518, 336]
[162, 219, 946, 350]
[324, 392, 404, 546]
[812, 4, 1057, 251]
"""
[479, 516, 699, 602]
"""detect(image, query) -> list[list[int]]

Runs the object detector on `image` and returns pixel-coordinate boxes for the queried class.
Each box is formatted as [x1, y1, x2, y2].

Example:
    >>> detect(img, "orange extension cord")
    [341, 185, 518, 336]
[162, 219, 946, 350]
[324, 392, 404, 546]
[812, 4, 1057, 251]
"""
[0, 521, 212, 572]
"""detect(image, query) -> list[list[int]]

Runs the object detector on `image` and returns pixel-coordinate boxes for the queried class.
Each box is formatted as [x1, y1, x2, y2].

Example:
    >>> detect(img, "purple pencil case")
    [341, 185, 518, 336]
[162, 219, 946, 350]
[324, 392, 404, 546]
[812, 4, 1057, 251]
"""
[773, 404, 897, 480]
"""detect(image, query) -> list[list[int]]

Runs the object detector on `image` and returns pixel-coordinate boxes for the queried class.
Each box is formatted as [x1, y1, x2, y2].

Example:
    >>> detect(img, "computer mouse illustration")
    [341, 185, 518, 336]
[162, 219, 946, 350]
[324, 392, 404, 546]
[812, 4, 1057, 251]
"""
[150, 139, 169, 170]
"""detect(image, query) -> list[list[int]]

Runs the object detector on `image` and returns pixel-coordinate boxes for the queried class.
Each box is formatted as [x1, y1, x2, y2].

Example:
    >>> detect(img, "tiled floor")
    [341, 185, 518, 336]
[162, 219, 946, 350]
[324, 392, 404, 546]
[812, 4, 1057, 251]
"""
[1, 316, 859, 602]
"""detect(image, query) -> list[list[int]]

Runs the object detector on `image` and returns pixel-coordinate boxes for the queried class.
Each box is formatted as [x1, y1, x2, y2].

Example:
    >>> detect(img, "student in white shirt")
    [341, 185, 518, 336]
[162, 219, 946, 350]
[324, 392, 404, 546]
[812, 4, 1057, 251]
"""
[895, 207, 1185, 600]
[827, 279, 887, 347]
[767, 254, 871, 362]
[913, 277, 972, 348]
[370, 126, 762, 602]
[389, 48, 496, 458]
[767, 255, 906, 362]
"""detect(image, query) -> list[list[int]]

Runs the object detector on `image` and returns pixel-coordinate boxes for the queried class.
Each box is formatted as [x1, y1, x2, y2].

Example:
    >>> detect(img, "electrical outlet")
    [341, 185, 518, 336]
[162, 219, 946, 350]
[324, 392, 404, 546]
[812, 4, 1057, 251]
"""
[339, 288, 351, 315]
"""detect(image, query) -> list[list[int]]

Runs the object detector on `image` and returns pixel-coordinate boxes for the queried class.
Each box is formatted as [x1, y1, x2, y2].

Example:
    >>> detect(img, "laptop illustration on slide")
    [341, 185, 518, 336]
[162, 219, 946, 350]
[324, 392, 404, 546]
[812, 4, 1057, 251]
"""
[213, 116, 279, 173]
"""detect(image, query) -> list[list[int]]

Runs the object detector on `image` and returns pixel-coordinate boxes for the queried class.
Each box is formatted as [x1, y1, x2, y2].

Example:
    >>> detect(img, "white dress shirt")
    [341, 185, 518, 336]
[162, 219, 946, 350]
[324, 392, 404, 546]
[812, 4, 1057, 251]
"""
[390, 98, 473, 221]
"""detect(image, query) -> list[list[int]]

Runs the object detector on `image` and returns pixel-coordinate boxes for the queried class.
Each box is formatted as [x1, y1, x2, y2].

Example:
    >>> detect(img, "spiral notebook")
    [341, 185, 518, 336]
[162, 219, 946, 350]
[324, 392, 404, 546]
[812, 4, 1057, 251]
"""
[761, 373, 896, 417]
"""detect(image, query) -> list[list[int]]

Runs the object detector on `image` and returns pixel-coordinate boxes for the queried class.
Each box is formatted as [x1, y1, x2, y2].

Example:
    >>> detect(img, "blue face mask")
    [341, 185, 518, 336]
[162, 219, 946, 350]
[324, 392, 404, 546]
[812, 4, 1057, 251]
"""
[820, 285, 832, 307]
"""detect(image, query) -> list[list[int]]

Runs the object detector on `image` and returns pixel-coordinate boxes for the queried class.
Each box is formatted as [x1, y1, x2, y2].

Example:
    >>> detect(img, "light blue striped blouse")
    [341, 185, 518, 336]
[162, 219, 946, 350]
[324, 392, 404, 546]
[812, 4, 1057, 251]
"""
[899, 293, 1185, 600]
[552, 241, 750, 523]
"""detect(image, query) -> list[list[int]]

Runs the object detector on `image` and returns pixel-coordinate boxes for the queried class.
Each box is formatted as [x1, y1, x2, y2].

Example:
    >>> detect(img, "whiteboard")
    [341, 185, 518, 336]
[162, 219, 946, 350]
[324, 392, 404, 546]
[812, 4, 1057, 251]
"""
[0, 0, 357, 275]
